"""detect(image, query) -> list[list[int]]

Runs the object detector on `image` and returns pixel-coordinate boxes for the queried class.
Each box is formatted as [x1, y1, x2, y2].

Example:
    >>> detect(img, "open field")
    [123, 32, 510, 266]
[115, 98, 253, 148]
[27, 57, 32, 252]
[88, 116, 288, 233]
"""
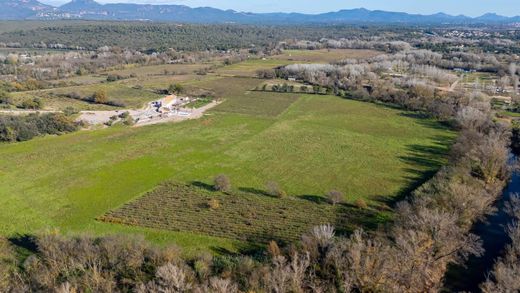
[272, 49, 382, 62]
[215, 59, 295, 77]
[104, 63, 212, 78]
[0, 85, 453, 253]
[10, 91, 118, 111]
[11, 82, 162, 110]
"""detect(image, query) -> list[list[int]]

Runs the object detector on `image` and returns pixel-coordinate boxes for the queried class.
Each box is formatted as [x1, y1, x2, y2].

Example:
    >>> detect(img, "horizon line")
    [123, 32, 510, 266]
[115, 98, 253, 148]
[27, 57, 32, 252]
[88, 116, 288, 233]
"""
[36, 1, 518, 19]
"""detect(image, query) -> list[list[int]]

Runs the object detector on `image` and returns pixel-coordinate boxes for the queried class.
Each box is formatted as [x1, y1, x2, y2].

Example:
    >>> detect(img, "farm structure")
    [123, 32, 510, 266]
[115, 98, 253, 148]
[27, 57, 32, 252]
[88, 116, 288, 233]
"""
[151, 94, 192, 114]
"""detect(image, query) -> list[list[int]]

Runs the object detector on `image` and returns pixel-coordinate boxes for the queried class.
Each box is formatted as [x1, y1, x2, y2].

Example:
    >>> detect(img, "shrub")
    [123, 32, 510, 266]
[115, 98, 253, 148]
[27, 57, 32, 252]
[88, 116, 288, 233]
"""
[93, 90, 108, 104]
[106, 74, 121, 82]
[67, 92, 82, 100]
[256, 69, 276, 79]
[119, 111, 130, 119]
[354, 198, 368, 209]
[266, 181, 286, 198]
[327, 190, 343, 205]
[123, 116, 135, 126]
[214, 174, 231, 192]
[267, 240, 281, 258]
[208, 199, 220, 209]
[20, 98, 44, 110]
[168, 83, 184, 94]
[63, 106, 78, 116]
[0, 238, 16, 291]
[0, 90, 12, 105]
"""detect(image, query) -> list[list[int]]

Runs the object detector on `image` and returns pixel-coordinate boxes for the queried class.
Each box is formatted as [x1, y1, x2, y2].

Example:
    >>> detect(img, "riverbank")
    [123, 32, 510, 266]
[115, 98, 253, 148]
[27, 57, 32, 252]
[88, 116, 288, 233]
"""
[443, 155, 519, 292]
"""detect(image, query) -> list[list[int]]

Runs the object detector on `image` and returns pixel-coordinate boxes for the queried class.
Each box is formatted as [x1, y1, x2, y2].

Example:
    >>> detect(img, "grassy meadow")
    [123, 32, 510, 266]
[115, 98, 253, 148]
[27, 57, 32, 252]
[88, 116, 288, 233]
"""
[0, 52, 454, 255]
[272, 49, 381, 62]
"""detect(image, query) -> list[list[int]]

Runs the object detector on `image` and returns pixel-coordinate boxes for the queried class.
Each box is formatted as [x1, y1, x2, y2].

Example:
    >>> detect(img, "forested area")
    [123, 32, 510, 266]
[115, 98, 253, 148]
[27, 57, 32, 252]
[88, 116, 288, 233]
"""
[0, 23, 384, 51]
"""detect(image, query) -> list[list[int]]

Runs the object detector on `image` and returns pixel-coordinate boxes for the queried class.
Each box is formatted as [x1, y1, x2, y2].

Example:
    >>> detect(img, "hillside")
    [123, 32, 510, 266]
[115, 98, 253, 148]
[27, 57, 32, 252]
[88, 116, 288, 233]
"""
[1, 0, 518, 24]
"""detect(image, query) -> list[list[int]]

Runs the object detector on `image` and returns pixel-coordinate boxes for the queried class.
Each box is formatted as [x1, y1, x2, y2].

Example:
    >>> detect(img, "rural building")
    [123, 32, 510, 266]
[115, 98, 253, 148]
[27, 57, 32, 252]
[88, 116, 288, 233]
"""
[153, 94, 192, 114]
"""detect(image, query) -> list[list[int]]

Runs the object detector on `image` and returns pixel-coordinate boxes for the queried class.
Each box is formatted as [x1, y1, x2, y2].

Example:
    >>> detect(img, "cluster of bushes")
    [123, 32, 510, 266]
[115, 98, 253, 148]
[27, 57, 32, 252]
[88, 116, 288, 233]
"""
[105, 111, 134, 127]
[270, 83, 295, 93]
[255, 83, 325, 95]
[0, 90, 13, 108]
[18, 97, 44, 110]
[0, 90, 45, 110]
[106, 74, 125, 82]
[66, 90, 125, 107]
[0, 113, 80, 142]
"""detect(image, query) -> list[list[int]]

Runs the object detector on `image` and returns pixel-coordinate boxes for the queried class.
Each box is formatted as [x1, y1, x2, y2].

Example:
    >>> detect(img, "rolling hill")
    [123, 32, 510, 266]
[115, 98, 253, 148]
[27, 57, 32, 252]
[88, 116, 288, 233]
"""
[1, 0, 519, 24]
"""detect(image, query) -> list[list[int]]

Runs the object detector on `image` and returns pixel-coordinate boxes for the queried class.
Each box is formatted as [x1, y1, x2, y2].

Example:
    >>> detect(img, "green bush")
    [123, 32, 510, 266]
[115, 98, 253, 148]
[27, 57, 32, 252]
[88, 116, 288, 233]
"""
[0, 113, 79, 142]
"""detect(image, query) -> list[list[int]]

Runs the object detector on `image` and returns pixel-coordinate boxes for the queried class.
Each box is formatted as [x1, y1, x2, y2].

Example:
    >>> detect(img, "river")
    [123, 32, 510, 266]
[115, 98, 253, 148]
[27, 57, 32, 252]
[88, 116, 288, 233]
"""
[443, 155, 519, 292]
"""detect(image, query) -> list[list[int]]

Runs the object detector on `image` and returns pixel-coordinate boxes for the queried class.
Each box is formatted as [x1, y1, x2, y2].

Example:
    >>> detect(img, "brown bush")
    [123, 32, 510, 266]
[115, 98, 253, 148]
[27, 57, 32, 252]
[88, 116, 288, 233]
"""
[208, 198, 221, 209]
[214, 174, 231, 192]
[266, 181, 286, 198]
[354, 198, 368, 209]
[93, 89, 108, 104]
[327, 190, 343, 205]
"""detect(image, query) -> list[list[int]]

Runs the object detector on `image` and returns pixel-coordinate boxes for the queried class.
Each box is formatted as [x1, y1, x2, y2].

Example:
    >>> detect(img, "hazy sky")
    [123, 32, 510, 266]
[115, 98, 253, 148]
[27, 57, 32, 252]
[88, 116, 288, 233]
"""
[39, 0, 520, 17]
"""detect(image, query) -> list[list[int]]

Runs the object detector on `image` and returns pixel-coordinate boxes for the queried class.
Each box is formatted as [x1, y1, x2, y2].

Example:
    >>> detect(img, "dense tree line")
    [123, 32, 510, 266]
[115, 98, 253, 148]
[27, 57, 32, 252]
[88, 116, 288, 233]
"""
[0, 23, 393, 52]
[0, 113, 79, 142]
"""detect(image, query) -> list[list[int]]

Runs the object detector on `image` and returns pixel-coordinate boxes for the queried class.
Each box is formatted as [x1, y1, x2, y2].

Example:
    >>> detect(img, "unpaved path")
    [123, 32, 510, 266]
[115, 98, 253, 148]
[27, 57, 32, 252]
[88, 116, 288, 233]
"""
[133, 101, 221, 127]
[1, 101, 221, 127]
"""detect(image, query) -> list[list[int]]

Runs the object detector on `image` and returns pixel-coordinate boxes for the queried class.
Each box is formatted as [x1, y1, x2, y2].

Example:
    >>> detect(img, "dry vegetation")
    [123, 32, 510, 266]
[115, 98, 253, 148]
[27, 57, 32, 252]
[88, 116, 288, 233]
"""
[99, 182, 372, 244]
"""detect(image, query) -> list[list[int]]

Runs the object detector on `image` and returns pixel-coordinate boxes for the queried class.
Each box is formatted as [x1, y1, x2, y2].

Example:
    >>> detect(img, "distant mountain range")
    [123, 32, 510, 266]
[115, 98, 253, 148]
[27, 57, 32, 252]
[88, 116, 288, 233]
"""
[1, 0, 519, 24]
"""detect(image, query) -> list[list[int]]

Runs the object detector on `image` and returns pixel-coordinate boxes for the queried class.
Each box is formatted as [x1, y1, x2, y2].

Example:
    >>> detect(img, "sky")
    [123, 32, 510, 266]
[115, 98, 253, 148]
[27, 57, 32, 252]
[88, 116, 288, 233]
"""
[39, 0, 520, 17]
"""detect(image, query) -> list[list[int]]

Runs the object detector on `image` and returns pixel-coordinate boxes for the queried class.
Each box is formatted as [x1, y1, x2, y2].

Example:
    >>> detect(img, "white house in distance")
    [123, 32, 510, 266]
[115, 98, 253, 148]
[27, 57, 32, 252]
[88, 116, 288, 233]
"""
[151, 94, 192, 113]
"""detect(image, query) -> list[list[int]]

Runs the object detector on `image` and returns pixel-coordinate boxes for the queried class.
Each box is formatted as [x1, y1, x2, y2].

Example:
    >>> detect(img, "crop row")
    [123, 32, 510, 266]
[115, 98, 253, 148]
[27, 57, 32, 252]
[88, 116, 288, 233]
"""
[100, 182, 355, 244]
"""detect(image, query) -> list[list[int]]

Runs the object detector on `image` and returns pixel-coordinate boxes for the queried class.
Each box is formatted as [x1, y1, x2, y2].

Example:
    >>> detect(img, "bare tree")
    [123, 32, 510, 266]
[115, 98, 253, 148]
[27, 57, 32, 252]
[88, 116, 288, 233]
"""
[266, 181, 286, 198]
[214, 174, 231, 193]
[326, 190, 343, 205]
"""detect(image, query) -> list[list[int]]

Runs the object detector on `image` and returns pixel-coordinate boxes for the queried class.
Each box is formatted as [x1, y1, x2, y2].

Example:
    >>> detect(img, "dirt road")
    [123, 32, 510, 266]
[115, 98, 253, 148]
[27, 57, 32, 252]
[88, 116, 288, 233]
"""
[1, 101, 221, 127]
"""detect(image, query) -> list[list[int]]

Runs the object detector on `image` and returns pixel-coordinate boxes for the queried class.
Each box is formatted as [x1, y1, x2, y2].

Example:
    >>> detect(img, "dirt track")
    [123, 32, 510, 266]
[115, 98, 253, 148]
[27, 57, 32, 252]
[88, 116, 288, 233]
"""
[0, 101, 221, 127]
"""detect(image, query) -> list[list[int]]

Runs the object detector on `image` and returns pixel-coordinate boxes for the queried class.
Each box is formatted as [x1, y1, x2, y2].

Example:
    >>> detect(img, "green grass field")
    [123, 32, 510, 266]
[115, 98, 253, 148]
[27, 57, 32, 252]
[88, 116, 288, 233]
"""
[12, 82, 162, 110]
[216, 59, 295, 77]
[0, 84, 454, 254]
[272, 49, 381, 62]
